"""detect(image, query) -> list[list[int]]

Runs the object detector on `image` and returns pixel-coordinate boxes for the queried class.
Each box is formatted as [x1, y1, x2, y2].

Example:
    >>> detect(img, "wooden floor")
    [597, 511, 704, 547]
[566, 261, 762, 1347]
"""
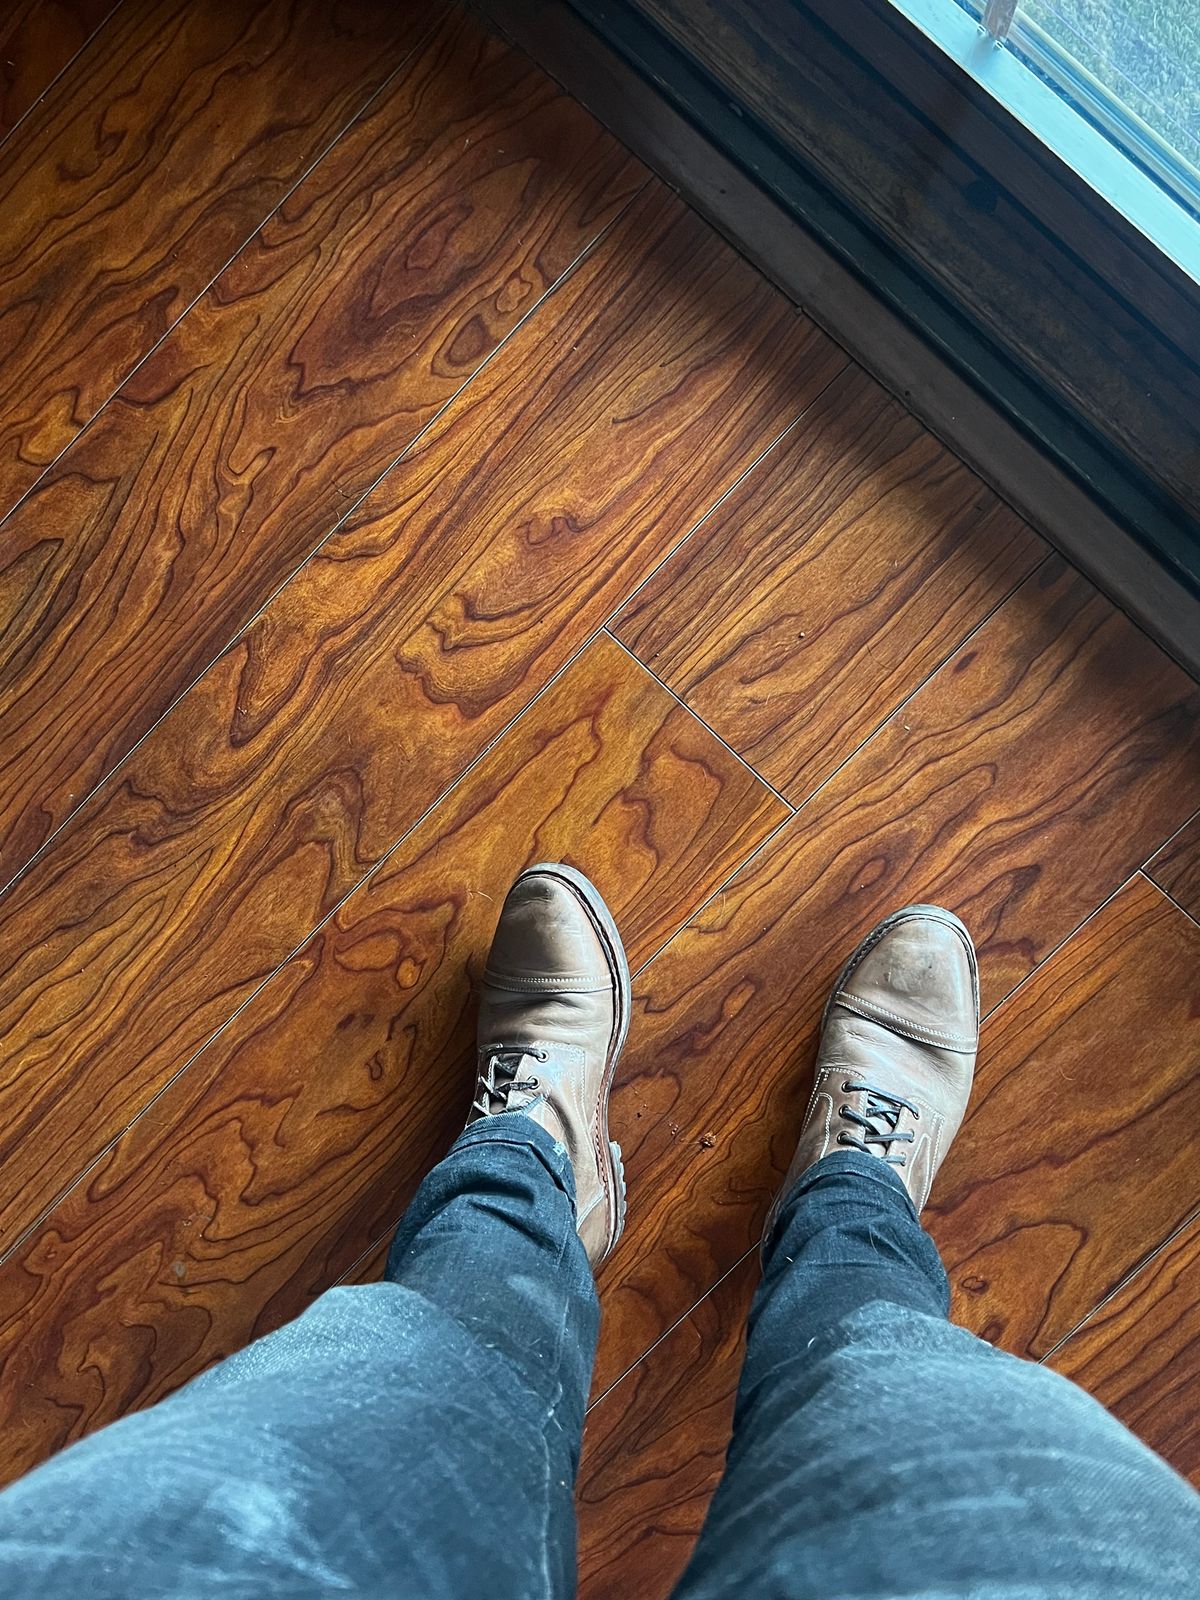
[1, 2, 1198, 1590]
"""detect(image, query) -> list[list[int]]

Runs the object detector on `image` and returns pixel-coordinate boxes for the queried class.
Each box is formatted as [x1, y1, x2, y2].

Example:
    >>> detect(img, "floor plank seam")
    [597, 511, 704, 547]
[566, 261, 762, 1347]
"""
[767, 550, 1058, 816]
[1038, 1199, 1200, 1365]
[598, 362, 850, 632]
[623, 553, 1061, 986]
[602, 627, 797, 814]
[630, 807, 794, 980]
[978, 869, 1140, 1026]
[1135, 868, 1200, 932]
[336, 1234, 394, 1288]
[586, 1244, 757, 1415]
[0, 611, 622, 1270]
[1141, 804, 1200, 867]
[0, 5, 447, 558]
[0, 177, 651, 907]
[0, 0, 127, 154]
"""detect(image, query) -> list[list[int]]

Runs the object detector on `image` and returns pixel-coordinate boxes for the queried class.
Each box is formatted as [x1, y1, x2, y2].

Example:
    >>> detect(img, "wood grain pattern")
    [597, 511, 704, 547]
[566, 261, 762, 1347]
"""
[589, 559, 1200, 1392]
[0, 188, 841, 1255]
[1145, 813, 1200, 922]
[0, 633, 786, 1484]
[0, 0, 439, 513]
[578, 1254, 757, 1600]
[2, 0, 1193, 1549]
[930, 874, 1200, 1357]
[0, 7, 642, 882]
[1050, 1211, 1200, 1487]
[0, 0, 114, 139]
[614, 363, 1045, 796]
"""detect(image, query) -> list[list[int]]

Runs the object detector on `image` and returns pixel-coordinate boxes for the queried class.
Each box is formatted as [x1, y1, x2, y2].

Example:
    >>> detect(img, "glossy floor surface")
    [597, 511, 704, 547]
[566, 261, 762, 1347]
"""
[1, 3, 1198, 1593]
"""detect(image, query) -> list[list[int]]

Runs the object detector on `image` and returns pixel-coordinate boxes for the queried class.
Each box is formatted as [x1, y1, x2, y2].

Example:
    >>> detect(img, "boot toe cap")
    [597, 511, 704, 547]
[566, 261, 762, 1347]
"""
[484, 866, 613, 990]
[841, 904, 979, 1050]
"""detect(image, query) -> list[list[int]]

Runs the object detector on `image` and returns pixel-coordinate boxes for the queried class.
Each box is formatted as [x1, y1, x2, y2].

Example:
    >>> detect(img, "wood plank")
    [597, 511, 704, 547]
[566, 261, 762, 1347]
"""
[0, 0, 439, 514]
[613, 363, 1044, 796]
[0, 0, 114, 140]
[589, 559, 1200, 1392]
[0, 634, 787, 1484]
[578, 1254, 757, 1600]
[931, 874, 1200, 1358]
[0, 6, 643, 882]
[339, 1234, 392, 1287]
[0, 185, 842, 1253]
[1146, 815, 1200, 922]
[1050, 1212, 1200, 1488]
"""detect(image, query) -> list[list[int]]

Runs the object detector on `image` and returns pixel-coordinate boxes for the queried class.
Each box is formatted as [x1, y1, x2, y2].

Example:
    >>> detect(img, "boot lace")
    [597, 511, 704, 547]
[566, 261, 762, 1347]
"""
[473, 1046, 548, 1117]
[836, 1081, 919, 1165]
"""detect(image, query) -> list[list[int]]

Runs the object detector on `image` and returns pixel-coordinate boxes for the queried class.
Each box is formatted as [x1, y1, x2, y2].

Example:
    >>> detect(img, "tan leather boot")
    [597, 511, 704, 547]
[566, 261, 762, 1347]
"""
[469, 862, 630, 1266]
[765, 904, 978, 1244]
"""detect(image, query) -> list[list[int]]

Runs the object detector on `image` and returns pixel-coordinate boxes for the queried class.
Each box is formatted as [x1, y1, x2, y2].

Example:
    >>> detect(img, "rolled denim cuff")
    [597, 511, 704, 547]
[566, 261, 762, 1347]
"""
[781, 1146, 919, 1220]
[449, 1111, 578, 1207]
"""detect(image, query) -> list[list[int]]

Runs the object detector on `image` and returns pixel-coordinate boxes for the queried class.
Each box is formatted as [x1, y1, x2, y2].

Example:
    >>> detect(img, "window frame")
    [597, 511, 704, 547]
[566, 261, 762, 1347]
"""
[895, 0, 1200, 279]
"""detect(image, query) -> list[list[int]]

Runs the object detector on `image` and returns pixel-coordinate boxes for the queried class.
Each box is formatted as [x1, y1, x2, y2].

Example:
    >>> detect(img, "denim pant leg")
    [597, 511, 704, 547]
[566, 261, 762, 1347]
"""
[674, 1150, 1200, 1600]
[0, 1114, 596, 1600]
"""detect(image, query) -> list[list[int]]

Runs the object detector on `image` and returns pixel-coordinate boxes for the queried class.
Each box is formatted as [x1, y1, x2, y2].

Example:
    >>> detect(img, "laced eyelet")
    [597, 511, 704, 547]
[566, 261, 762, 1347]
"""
[526, 1076, 539, 1089]
[830, 1081, 918, 1162]
[534, 1049, 548, 1061]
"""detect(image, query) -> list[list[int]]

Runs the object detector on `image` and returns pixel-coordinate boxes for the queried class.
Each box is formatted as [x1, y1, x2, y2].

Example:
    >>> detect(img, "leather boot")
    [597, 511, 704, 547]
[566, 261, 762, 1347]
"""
[469, 862, 630, 1265]
[765, 903, 978, 1244]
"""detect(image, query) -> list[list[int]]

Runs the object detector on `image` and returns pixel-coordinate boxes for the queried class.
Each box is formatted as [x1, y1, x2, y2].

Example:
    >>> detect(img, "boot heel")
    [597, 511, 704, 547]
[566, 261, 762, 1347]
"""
[610, 1139, 627, 1244]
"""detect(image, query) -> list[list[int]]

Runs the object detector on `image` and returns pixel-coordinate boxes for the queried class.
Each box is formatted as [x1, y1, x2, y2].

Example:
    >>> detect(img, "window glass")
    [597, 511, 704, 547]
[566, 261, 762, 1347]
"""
[954, 0, 1200, 220]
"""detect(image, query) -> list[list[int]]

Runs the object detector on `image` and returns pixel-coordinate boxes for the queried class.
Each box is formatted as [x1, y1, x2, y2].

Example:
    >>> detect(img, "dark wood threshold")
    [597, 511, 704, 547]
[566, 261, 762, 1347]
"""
[474, 0, 1200, 678]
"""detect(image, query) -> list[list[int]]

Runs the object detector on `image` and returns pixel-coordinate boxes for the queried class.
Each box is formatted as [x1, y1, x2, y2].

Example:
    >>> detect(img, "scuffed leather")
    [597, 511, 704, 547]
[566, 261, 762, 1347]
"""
[767, 905, 978, 1237]
[471, 868, 628, 1265]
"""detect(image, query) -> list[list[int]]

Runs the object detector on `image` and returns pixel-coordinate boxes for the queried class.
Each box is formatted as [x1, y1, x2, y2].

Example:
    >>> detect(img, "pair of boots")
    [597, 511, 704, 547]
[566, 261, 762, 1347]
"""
[468, 862, 978, 1263]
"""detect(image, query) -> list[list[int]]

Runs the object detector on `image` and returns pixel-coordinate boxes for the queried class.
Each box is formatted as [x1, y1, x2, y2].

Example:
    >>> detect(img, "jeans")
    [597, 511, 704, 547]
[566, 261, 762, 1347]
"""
[0, 1118, 1195, 1597]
